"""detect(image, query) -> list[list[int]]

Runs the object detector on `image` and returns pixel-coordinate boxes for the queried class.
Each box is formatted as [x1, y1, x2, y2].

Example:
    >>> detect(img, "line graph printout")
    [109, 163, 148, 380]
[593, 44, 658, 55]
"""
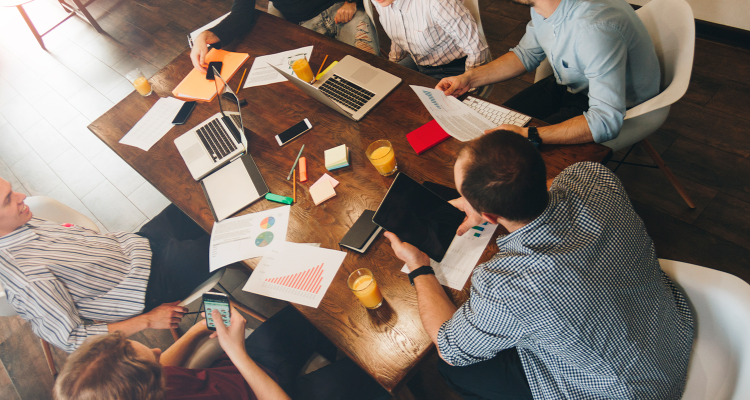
[401, 222, 498, 290]
[242, 242, 346, 308]
[209, 205, 290, 272]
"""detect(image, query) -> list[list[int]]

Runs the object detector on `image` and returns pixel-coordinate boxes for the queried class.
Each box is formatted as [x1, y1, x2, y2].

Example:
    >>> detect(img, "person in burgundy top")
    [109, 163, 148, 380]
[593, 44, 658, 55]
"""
[54, 306, 388, 400]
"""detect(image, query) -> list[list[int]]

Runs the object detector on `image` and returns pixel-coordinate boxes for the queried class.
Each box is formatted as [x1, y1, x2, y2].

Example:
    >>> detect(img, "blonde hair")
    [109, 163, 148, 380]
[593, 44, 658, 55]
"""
[54, 332, 165, 400]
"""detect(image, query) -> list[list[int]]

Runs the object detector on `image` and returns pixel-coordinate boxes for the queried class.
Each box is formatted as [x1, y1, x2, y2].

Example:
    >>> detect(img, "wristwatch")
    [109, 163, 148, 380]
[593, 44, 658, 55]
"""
[527, 126, 542, 148]
[408, 265, 435, 286]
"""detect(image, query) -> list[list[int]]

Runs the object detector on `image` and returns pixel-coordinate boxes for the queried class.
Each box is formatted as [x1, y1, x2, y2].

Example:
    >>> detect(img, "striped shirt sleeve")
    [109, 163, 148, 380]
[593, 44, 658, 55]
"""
[9, 279, 109, 353]
[432, 0, 490, 69]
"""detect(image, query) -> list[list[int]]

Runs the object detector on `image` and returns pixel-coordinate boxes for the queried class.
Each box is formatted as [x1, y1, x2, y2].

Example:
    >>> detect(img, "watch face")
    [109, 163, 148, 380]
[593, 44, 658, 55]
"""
[528, 137, 541, 148]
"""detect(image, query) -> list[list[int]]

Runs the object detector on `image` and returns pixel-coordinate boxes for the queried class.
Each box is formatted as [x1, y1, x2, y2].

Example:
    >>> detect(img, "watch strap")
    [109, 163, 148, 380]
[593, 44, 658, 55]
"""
[408, 265, 435, 286]
[527, 126, 542, 147]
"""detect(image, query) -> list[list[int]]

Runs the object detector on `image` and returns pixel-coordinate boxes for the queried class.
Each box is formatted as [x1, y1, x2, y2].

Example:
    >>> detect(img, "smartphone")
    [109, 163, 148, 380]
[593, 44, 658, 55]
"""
[172, 101, 197, 125]
[275, 118, 312, 146]
[206, 61, 223, 80]
[202, 293, 230, 330]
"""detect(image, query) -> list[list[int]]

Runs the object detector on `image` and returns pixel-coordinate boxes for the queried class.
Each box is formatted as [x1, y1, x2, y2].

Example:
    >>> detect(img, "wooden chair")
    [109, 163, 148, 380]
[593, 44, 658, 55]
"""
[0, 0, 103, 50]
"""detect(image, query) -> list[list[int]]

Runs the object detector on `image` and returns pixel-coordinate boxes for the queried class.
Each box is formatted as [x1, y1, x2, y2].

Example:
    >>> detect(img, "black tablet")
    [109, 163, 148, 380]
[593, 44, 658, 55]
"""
[373, 173, 465, 262]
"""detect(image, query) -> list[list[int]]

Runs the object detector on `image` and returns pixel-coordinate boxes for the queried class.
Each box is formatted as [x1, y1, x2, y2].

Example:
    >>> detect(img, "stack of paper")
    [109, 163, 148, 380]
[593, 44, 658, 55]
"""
[324, 144, 349, 170]
[172, 49, 249, 102]
[309, 174, 339, 205]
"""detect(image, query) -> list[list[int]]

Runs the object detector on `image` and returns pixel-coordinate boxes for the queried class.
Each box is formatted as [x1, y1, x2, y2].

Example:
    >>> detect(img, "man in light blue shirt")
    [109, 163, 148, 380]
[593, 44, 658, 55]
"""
[436, 0, 659, 145]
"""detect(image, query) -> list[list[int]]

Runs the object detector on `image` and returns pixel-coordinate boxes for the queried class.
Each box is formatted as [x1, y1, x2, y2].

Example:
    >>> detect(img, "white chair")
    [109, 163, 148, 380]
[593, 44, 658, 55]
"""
[659, 259, 750, 399]
[534, 0, 696, 208]
[0, 196, 101, 377]
[463, 0, 493, 98]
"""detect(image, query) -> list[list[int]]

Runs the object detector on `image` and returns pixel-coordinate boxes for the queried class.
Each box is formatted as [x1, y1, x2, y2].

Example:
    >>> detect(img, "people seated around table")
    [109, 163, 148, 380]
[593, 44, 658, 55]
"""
[436, 0, 660, 145]
[385, 131, 694, 399]
[54, 306, 389, 400]
[0, 177, 215, 352]
[190, 0, 380, 72]
[370, 0, 490, 79]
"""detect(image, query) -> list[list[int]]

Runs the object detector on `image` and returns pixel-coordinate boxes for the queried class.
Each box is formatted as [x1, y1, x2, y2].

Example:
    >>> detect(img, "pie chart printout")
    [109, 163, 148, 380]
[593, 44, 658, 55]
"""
[260, 216, 275, 230]
[255, 231, 274, 247]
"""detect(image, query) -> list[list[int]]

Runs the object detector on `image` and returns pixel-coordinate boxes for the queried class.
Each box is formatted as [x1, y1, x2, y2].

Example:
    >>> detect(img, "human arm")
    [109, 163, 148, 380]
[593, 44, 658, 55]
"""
[436, 52, 527, 96]
[334, 1, 358, 24]
[212, 308, 291, 400]
[449, 197, 487, 236]
[486, 115, 594, 145]
[107, 301, 188, 337]
[190, 0, 258, 71]
[159, 319, 213, 367]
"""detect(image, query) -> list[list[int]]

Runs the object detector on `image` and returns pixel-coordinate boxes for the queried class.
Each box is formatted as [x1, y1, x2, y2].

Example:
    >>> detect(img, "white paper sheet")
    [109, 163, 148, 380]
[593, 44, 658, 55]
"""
[401, 222, 498, 290]
[242, 242, 346, 308]
[188, 13, 229, 48]
[208, 205, 290, 271]
[119, 97, 184, 151]
[243, 46, 314, 88]
[410, 85, 496, 142]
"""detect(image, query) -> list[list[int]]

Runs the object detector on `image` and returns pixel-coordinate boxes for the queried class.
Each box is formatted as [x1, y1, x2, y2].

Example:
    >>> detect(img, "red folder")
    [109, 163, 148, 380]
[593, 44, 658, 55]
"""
[406, 120, 450, 155]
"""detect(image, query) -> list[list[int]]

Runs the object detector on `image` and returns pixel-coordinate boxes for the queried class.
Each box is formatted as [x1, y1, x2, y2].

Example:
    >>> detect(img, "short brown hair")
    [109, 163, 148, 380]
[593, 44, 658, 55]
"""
[459, 130, 548, 222]
[54, 332, 165, 400]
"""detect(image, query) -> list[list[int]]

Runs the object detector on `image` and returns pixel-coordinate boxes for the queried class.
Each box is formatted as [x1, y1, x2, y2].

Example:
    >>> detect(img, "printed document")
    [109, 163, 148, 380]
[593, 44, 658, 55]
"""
[410, 85, 495, 142]
[401, 222, 498, 290]
[244, 46, 314, 88]
[209, 206, 290, 271]
[242, 242, 347, 308]
[119, 97, 184, 151]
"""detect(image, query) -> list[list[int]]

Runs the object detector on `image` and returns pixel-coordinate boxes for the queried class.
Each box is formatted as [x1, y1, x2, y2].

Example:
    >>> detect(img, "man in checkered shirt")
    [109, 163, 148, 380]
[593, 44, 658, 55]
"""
[385, 131, 693, 399]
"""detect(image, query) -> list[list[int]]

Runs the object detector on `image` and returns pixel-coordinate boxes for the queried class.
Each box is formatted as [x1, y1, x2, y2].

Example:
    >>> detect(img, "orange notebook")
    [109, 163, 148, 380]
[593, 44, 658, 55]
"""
[172, 49, 249, 102]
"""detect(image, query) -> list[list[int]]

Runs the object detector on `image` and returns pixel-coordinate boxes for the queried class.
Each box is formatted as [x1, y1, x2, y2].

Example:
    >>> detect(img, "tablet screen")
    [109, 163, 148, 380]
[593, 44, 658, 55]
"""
[373, 173, 465, 262]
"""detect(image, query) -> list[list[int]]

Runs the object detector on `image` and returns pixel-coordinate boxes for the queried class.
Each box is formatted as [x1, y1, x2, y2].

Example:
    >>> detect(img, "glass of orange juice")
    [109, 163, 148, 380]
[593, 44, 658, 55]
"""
[348, 268, 383, 309]
[366, 140, 397, 176]
[292, 58, 315, 83]
[125, 68, 152, 96]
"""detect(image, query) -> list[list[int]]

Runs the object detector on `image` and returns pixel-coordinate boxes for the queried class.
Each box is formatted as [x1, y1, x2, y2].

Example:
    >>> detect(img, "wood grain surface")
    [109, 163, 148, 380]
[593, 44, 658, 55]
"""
[88, 13, 610, 393]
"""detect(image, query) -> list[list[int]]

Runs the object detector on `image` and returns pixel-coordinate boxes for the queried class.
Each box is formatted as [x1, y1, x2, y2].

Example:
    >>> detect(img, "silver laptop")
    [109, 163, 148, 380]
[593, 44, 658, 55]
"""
[174, 68, 247, 181]
[270, 55, 401, 121]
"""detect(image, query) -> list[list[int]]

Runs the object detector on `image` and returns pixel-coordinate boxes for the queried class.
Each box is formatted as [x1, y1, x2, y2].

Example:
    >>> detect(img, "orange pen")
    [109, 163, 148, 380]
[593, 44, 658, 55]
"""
[299, 157, 308, 182]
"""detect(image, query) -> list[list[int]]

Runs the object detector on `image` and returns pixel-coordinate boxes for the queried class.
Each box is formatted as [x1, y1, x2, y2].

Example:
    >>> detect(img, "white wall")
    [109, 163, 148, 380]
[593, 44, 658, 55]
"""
[631, 0, 750, 31]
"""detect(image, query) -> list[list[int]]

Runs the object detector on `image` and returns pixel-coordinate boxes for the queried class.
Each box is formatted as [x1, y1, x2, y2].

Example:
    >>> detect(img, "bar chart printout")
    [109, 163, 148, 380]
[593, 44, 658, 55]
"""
[243, 242, 347, 307]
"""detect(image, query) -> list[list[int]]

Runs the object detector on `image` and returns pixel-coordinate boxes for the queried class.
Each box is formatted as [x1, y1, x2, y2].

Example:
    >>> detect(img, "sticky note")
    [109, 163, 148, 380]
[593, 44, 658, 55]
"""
[324, 144, 349, 170]
[309, 179, 336, 205]
[311, 173, 339, 191]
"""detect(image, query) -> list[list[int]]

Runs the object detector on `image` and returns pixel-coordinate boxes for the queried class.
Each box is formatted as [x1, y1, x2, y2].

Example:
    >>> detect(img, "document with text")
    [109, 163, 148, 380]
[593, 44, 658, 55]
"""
[410, 85, 495, 142]
[244, 46, 314, 88]
[119, 97, 184, 151]
[401, 222, 498, 290]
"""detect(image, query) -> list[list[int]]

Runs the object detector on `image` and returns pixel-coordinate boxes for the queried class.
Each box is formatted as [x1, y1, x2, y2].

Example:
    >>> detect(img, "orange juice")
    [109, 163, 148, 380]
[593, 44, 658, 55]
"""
[132, 76, 152, 96]
[366, 140, 398, 176]
[348, 269, 383, 309]
[292, 58, 314, 83]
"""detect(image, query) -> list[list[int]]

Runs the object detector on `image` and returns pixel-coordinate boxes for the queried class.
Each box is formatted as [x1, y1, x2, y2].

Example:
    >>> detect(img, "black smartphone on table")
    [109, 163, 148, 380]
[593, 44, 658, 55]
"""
[172, 101, 197, 125]
[206, 61, 223, 80]
[202, 293, 231, 330]
[275, 118, 312, 146]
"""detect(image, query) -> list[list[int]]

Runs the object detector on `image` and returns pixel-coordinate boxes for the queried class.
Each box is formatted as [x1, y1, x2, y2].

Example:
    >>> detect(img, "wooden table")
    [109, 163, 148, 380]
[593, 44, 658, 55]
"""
[89, 13, 611, 393]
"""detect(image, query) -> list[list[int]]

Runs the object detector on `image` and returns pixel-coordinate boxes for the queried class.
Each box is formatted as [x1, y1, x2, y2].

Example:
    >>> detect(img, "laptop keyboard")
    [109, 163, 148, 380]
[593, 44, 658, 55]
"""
[196, 119, 237, 162]
[319, 74, 375, 112]
[463, 96, 532, 127]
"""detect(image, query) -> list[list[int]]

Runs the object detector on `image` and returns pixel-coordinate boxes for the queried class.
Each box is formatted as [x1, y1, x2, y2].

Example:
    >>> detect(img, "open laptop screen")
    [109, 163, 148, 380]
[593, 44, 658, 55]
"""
[213, 67, 243, 141]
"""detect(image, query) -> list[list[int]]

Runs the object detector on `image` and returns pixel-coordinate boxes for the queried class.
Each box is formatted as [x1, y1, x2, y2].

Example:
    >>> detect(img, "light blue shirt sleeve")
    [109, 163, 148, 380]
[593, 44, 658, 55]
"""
[577, 23, 629, 143]
[510, 20, 547, 72]
[437, 285, 525, 366]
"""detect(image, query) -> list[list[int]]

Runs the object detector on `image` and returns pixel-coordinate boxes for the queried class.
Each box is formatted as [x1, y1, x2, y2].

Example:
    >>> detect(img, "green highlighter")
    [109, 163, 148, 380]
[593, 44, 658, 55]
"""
[265, 193, 293, 205]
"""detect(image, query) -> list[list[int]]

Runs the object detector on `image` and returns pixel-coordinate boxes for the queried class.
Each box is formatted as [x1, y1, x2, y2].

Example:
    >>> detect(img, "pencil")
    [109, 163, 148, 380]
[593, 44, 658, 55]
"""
[287, 145, 305, 180]
[317, 55, 328, 77]
[237, 68, 248, 92]
[293, 169, 296, 203]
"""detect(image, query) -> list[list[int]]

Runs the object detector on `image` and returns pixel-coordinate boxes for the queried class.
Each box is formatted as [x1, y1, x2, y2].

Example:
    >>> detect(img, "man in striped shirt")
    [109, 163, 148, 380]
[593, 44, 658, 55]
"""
[0, 177, 214, 352]
[385, 131, 693, 399]
[371, 0, 490, 79]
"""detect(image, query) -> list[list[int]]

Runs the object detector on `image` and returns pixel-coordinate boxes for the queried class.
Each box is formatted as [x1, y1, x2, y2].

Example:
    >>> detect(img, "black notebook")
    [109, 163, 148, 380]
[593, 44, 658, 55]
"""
[339, 210, 382, 253]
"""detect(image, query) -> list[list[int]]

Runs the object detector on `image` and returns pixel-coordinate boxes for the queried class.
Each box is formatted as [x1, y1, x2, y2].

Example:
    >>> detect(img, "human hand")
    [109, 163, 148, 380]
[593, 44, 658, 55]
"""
[383, 231, 431, 272]
[448, 197, 486, 236]
[190, 31, 220, 72]
[484, 124, 527, 136]
[435, 74, 471, 97]
[142, 301, 187, 329]
[210, 308, 247, 358]
[335, 2, 356, 24]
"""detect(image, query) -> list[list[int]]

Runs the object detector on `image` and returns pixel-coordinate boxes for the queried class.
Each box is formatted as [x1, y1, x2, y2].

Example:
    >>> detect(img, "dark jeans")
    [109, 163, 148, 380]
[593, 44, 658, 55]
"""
[140, 204, 214, 311]
[437, 347, 533, 400]
[503, 75, 589, 124]
[399, 55, 467, 80]
[247, 306, 390, 400]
